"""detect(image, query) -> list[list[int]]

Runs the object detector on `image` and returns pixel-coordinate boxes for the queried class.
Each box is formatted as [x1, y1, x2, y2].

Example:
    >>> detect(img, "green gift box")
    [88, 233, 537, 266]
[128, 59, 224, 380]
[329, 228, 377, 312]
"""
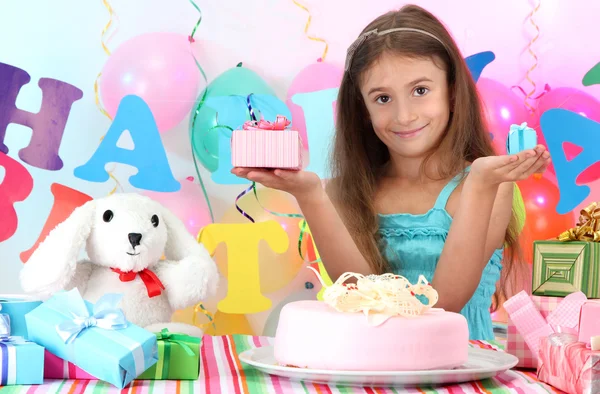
[532, 240, 600, 298]
[137, 329, 201, 380]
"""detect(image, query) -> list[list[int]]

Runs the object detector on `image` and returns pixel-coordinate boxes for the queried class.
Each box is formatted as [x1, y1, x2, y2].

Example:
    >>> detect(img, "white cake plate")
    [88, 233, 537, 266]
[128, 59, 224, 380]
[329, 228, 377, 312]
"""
[239, 345, 518, 388]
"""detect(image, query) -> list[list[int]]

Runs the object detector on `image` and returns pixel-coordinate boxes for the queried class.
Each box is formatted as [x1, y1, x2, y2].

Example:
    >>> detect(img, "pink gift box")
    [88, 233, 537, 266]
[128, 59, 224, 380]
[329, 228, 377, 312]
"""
[231, 129, 302, 170]
[579, 301, 600, 346]
[231, 116, 302, 170]
[506, 295, 562, 369]
[538, 334, 600, 394]
[44, 350, 96, 380]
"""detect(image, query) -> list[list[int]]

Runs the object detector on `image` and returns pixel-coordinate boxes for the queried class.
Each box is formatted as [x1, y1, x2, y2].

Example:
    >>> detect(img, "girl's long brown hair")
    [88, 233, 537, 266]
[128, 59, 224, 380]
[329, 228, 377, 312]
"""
[328, 4, 522, 311]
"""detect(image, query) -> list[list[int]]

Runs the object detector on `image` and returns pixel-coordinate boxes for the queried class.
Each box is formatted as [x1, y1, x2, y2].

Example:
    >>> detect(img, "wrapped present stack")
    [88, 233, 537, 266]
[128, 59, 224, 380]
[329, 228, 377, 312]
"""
[503, 202, 600, 394]
[0, 311, 44, 385]
[0, 288, 205, 387]
[0, 295, 42, 339]
[531, 202, 600, 300]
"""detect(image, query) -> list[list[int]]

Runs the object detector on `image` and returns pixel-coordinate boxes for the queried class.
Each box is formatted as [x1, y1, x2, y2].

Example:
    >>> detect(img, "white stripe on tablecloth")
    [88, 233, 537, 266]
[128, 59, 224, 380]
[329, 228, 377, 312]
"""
[213, 336, 231, 392]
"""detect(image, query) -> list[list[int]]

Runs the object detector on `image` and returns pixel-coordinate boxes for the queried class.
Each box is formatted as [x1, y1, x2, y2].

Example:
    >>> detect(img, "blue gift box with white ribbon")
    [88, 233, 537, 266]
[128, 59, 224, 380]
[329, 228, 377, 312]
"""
[0, 313, 44, 385]
[0, 295, 42, 339]
[24, 289, 157, 388]
[506, 122, 538, 155]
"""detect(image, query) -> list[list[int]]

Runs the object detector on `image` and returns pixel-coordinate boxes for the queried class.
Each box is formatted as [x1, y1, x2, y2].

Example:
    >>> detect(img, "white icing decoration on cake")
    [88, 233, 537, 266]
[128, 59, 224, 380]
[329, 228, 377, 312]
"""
[308, 267, 440, 326]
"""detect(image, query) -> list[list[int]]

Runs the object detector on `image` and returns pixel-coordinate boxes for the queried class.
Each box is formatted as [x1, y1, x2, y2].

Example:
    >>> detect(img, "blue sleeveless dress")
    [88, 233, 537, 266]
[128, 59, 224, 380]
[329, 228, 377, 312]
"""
[377, 168, 503, 340]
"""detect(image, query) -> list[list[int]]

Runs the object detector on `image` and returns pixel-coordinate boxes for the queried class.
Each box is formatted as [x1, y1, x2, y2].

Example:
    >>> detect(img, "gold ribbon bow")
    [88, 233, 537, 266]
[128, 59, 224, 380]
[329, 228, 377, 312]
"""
[558, 202, 600, 242]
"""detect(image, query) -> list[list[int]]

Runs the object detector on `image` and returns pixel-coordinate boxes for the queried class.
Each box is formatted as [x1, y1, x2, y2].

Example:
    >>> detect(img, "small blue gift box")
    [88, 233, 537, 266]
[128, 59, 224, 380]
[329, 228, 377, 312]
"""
[0, 313, 45, 385]
[506, 122, 538, 155]
[24, 289, 158, 388]
[0, 295, 42, 339]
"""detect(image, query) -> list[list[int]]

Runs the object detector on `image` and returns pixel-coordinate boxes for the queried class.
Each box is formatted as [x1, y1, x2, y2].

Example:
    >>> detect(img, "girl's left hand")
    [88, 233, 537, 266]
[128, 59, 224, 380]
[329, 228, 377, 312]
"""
[470, 145, 551, 186]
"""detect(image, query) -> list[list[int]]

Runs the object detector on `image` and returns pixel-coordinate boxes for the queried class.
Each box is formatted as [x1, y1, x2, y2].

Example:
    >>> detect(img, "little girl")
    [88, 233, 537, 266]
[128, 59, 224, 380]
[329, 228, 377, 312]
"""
[233, 4, 550, 340]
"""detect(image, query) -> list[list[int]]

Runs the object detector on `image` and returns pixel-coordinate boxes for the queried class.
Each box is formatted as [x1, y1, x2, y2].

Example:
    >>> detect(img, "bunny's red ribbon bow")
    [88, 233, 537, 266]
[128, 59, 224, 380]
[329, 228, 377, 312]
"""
[111, 268, 166, 298]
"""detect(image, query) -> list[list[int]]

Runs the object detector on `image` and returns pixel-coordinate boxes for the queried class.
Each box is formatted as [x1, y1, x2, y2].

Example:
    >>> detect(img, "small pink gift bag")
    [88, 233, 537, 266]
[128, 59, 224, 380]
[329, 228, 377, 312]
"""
[504, 291, 587, 369]
[578, 301, 600, 346]
[231, 116, 302, 170]
[504, 293, 560, 369]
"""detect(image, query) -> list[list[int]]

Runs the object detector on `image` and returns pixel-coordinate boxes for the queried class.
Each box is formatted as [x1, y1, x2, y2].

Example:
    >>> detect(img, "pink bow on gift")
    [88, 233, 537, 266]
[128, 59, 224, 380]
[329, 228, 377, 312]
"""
[504, 291, 588, 357]
[242, 115, 291, 131]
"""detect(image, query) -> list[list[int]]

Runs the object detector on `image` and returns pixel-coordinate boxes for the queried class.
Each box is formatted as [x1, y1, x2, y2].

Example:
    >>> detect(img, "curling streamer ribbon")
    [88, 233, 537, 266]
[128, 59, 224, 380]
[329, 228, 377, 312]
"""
[187, 0, 216, 224]
[520, 0, 542, 113]
[188, 0, 202, 42]
[234, 97, 320, 264]
[94, 0, 116, 117]
[100, 0, 116, 56]
[511, 83, 551, 104]
[234, 94, 260, 223]
[95, 0, 122, 196]
[192, 302, 216, 331]
[236, 180, 318, 264]
[292, 0, 329, 61]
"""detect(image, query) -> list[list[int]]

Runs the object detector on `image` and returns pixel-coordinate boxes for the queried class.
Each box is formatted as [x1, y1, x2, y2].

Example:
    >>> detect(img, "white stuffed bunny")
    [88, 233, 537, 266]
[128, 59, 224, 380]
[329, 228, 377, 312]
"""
[20, 193, 219, 337]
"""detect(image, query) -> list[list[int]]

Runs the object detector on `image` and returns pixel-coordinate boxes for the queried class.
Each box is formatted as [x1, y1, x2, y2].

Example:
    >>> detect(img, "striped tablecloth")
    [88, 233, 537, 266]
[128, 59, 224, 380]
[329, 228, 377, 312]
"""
[0, 335, 563, 394]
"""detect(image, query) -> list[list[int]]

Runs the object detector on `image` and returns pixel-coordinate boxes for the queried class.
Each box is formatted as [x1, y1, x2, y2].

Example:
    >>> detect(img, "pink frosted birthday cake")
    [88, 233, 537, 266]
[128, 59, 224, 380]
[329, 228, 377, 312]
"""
[274, 271, 469, 371]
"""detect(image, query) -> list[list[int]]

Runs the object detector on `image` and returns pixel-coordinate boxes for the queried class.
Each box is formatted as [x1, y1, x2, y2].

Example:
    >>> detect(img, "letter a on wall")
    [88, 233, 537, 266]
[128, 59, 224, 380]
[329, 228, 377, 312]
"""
[74, 95, 180, 192]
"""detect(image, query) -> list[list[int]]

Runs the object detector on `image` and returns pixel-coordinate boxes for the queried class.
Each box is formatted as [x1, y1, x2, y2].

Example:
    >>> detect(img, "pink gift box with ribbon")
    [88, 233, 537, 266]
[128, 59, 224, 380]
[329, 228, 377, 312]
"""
[504, 291, 588, 369]
[44, 350, 96, 380]
[231, 116, 302, 170]
[538, 333, 600, 394]
[578, 301, 600, 347]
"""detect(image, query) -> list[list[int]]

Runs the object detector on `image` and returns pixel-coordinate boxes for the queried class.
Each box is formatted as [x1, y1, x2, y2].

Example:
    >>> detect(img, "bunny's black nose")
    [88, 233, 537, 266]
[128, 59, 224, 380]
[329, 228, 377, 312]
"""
[128, 233, 142, 248]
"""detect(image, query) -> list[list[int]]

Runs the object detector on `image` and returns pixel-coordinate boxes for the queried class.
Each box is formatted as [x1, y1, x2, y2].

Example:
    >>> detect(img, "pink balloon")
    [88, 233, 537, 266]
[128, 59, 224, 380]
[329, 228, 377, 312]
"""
[476, 78, 529, 154]
[99, 32, 201, 133]
[538, 87, 600, 121]
[286, 62, 343, 153]
[144, 176, 212, 237]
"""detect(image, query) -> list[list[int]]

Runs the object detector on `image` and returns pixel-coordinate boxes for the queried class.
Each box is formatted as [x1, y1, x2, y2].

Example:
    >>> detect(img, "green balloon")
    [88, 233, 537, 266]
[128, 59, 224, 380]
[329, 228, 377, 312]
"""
[190, 63, 277, 172]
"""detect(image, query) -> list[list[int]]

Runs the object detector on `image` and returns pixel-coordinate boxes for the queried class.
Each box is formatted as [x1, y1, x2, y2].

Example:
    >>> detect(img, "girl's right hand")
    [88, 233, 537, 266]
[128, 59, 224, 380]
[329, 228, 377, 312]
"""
[470, 145, 550, 187]
[231, 167, 324, 203]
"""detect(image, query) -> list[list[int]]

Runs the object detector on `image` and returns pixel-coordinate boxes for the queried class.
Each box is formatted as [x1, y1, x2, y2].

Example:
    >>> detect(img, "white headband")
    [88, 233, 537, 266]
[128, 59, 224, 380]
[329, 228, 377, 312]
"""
[344, 27, 448, 72]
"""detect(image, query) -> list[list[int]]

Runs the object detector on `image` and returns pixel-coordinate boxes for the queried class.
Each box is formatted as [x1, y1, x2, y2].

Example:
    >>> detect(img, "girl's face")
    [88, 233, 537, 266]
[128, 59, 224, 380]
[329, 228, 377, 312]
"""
[359, 52, 452, 160]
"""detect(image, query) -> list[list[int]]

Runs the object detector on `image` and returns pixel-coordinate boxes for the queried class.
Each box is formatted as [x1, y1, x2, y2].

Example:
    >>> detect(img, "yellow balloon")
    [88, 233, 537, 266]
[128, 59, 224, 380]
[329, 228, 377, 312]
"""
[216, 187, 306, 294]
